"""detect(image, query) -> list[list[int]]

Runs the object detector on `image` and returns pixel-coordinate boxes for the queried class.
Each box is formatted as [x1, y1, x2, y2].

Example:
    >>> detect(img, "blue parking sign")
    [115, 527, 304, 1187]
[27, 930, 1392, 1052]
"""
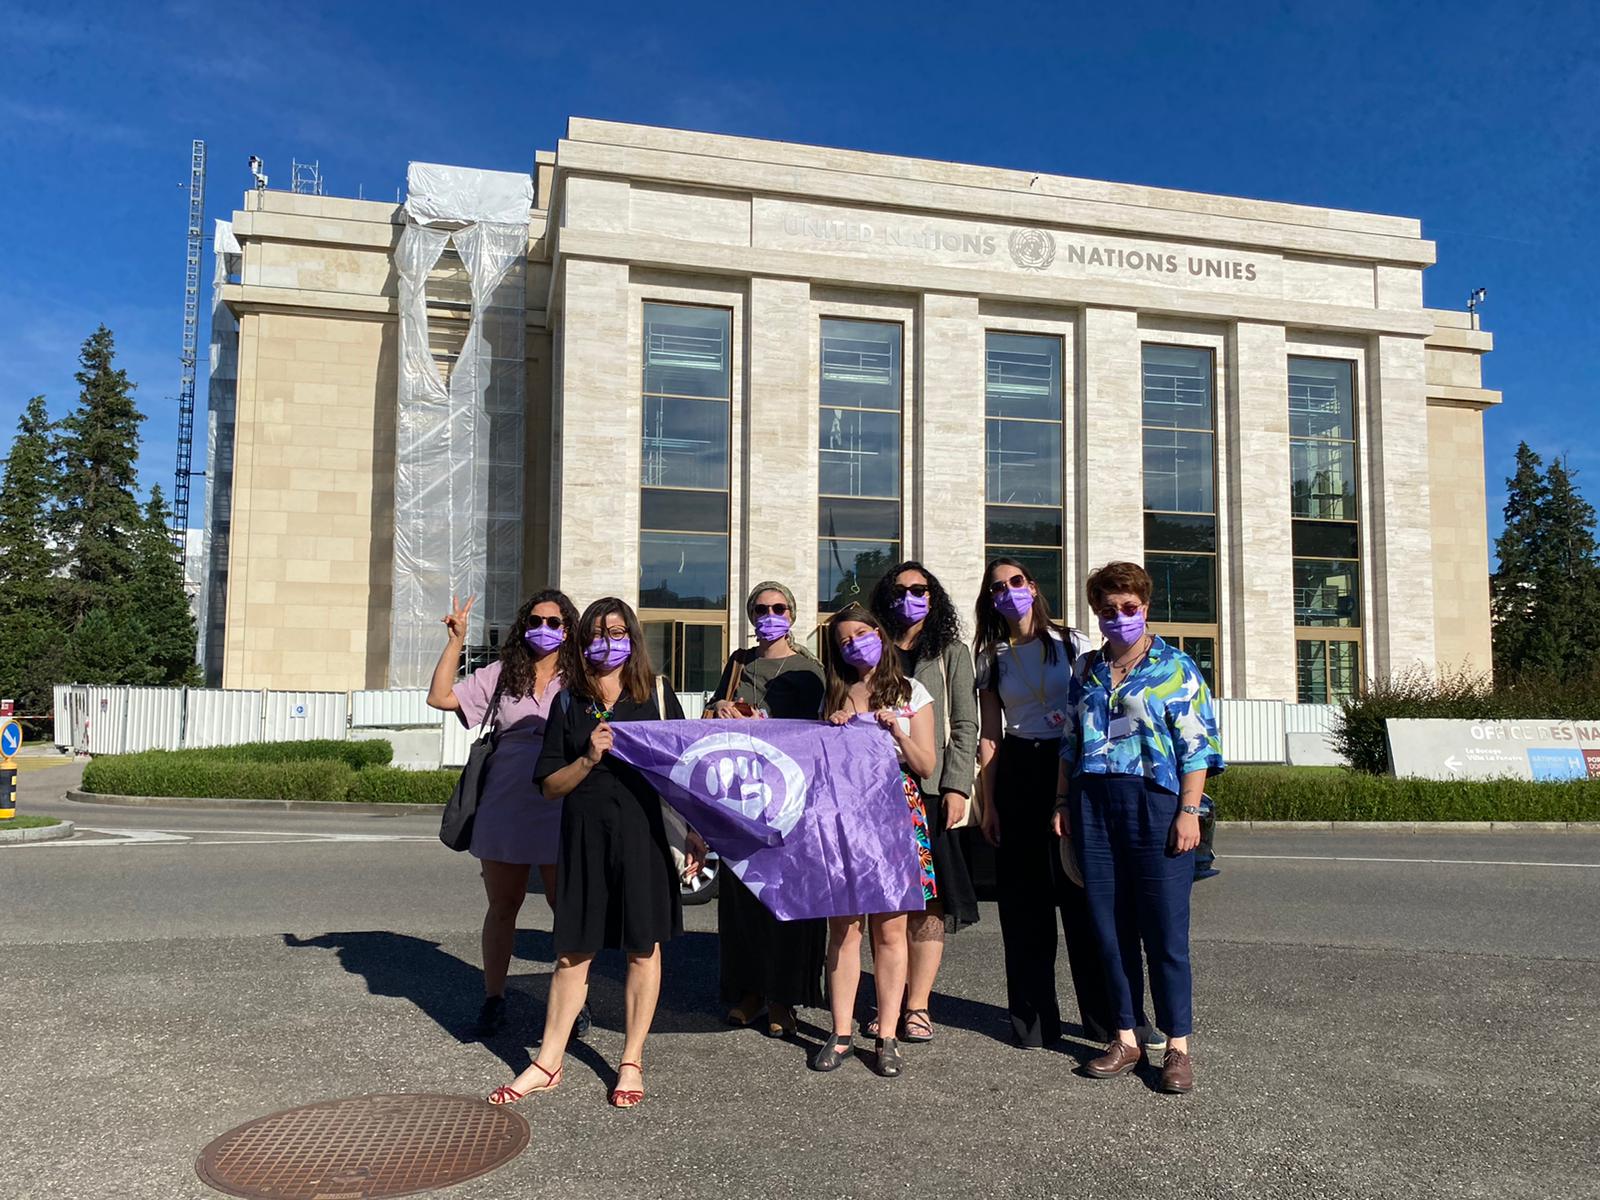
[0, 720, 21, 758]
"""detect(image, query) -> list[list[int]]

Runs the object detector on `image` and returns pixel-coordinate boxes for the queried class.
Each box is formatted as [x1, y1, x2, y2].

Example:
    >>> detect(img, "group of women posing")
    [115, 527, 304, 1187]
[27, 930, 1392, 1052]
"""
[424, 556, 1223, 1107]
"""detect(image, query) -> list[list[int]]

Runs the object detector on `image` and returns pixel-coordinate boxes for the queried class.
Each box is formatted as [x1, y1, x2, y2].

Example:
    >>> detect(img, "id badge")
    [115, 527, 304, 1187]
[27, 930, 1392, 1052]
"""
[1045, 708, 1067, 730]
[1107, 713, 1134, 741]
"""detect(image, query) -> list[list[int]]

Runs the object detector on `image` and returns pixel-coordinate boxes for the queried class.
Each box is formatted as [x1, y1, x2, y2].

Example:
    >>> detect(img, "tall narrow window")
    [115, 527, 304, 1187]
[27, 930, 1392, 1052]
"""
[639, 302, 731, 693]
[1288, 356, 1361, 703]
[818, 318, 902, 611]
[1142, 344, 1219, 690]
[985, 332, 1065, 610]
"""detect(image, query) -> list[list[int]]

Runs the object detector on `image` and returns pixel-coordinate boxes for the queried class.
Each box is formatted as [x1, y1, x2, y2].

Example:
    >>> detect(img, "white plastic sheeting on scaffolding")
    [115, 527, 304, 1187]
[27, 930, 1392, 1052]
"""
[201, 218, 242, 685]
[388, 163, 532, 687]
[261, 691, 349, 742]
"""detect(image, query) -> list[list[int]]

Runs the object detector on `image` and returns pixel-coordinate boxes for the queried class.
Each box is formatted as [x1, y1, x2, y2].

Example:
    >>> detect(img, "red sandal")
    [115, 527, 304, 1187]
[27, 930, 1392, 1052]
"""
[609, 1062, 644, 1109]
[487, 1061, 562, 1105]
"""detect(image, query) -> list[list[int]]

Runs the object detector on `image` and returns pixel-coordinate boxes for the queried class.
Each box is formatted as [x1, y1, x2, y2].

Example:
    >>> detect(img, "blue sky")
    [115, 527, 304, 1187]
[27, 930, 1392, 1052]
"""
[3, 0, 1596, 549]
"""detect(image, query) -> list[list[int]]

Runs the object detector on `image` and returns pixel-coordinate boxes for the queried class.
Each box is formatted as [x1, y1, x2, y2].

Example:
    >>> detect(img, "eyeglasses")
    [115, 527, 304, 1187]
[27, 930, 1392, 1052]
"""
[988, 573, 1028, 595]
[753, 603, 789, 617]
[528, 616, 565, 630]
[893, 584, 929, 599]
[594, 628, 630, 642]
[1096, 602, 1144, 618]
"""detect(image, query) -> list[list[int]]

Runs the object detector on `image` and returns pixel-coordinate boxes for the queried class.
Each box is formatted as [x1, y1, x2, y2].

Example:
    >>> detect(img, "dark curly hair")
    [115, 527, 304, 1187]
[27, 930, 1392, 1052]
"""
[870, 559, 961, 663]
[499, 589, 583, 699]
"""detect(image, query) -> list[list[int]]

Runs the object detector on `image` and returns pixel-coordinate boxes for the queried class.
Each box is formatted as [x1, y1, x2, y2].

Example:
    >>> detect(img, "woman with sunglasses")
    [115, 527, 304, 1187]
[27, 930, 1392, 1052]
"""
[864, 561, 979, 1046]
[427, 589, 585, 1040]
[705, 581, 827, 1038]
[1054, 562, 1223, 1095]
[488, 597, 706, 1110]
[812, 603, 938, 1079]
[973, 558, 1115, 1050]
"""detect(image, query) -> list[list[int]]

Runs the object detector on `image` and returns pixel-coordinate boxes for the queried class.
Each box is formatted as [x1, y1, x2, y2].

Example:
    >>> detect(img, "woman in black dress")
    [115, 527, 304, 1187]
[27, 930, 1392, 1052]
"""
[488, 597, 704, 1110]
[705, 580, 827, 1037]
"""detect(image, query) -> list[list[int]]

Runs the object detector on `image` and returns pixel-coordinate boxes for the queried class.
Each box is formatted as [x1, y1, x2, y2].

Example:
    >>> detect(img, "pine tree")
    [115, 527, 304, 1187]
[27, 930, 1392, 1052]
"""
[1491, 442, 1548, 679]
[128, 486, 201, 685]
[0, 396, 70, 717]
[1528, 457, 1600, 676]
[54, 325, 145, 625]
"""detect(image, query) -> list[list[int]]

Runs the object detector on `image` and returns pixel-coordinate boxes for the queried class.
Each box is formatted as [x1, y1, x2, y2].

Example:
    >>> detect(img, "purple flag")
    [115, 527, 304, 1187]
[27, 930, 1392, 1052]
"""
[606, 718, 925, 921]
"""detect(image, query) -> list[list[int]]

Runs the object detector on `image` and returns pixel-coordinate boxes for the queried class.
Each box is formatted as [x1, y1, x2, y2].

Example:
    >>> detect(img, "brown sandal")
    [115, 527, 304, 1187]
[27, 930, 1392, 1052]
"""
[609, 1062, 645, 1109]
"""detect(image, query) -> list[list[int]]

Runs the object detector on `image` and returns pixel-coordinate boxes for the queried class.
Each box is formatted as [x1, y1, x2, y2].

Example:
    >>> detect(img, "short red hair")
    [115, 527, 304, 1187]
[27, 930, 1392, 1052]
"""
[1086, 561, 1153, 609]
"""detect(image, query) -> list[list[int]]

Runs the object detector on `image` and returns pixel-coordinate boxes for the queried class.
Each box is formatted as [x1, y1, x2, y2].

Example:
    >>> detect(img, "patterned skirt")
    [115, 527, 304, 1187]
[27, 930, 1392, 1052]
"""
[902, 770, 938, 903]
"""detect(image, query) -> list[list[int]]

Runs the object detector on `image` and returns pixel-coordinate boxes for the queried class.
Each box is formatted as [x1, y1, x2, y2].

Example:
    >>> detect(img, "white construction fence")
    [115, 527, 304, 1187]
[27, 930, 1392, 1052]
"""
[53, 684, 1337, 769]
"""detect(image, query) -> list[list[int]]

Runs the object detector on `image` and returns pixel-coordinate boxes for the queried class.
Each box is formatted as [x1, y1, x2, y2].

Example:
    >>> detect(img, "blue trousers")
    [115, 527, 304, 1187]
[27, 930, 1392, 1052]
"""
[1069, 773, 1195, 1038]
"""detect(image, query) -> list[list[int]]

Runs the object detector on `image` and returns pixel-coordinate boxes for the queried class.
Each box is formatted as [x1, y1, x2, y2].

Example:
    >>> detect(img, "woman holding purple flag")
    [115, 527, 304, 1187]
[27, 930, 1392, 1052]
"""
[973, 557, 1116, 1051]
[488, 597, 705, 1110]
[706, 581, 827, 1039]
[812, 603, 939, 1079]
[865, 561, 979, 1046]
[426, 589, 584, 1041]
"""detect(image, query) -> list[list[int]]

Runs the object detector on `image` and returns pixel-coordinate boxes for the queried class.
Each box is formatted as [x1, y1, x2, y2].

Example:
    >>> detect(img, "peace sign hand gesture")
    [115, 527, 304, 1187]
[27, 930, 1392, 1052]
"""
[441, 593, 476, 642]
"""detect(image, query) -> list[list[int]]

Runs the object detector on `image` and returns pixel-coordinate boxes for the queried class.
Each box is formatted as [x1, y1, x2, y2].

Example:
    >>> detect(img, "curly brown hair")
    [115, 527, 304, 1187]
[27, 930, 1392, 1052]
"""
[822, 603, 911, 716]
[499, 589, 583, 698]
[1085, 561, 1153, 610]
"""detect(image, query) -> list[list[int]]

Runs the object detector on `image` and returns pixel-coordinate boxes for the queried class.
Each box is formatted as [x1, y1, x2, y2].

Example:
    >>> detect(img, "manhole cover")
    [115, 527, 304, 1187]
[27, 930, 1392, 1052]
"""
[196, 1093, 529, 1199]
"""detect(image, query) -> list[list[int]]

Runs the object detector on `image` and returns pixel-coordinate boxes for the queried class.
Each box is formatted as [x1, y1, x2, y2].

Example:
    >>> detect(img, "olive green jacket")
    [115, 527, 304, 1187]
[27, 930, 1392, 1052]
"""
[906, 641, 979, 799]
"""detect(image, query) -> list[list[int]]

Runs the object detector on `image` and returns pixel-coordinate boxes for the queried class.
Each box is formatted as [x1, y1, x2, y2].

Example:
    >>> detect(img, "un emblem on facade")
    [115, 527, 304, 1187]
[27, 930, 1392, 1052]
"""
[1009, 227, 1056, 271]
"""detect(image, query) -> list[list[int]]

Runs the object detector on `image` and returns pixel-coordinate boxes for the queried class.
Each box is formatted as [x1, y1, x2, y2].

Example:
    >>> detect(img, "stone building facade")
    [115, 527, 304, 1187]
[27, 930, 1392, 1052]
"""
[208, 119, 1500, 701]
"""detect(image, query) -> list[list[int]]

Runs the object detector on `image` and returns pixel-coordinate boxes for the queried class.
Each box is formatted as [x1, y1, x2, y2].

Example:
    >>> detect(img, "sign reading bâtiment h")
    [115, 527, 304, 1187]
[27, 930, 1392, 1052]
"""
[1386, 718, 1600, 782]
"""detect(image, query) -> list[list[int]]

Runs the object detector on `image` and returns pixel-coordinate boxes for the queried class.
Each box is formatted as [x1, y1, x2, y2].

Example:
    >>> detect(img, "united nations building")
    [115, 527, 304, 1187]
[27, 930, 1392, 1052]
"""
[201, 119, 1500, 704]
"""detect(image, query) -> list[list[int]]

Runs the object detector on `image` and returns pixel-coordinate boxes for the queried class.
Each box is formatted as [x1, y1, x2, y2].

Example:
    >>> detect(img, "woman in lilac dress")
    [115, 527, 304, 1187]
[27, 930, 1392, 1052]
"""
[427, 588, 583, 1038]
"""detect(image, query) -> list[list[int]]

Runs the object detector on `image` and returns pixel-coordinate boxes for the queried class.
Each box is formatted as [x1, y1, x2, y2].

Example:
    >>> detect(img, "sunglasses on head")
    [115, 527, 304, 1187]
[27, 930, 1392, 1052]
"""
[893, 584, 929, 599]
[1097, 602, 1143, 618]
[528, 616, 565, 630]
[988, 573, 1028, 595]
[753, 602, 789, 616]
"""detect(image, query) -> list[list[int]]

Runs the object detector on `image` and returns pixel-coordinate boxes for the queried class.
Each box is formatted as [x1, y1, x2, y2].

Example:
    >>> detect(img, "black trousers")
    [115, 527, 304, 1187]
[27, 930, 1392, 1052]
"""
[994, 735, 1119, 1046]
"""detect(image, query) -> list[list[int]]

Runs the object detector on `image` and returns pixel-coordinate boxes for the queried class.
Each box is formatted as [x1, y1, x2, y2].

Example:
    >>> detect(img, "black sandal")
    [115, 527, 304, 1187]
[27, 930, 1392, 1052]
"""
[899, 1008, 934, 1044]
[809, 1035, 854, 1073]
[874, 1037, 903, 1078]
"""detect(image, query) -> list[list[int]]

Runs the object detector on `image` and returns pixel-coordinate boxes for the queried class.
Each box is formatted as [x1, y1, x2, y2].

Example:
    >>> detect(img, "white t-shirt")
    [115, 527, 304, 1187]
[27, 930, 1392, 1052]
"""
[976, 628, 1090, 739]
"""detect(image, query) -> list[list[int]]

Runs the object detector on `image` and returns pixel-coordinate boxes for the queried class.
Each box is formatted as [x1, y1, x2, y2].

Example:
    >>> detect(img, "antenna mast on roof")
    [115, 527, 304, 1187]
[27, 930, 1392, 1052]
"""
[290, 158, 324, 195]
[171, 138, 206, 562]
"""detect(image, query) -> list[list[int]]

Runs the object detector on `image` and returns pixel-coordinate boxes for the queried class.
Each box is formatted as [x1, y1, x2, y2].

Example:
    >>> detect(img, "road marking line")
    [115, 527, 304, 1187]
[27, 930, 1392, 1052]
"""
[1220, 853, 1600, 869]
[18, 826, 436, 848]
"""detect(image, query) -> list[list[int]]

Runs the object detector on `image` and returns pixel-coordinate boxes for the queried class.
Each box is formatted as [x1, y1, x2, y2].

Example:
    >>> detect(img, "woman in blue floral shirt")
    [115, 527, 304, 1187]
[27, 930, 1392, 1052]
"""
[1053, 561, 1224, 1095]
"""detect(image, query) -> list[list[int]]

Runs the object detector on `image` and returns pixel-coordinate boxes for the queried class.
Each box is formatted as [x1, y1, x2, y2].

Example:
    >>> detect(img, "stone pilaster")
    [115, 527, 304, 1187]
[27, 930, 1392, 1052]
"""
[917, 293, 985, 620]
[1075, 307, 1144, 628]
[1226, 321, 1296, 700]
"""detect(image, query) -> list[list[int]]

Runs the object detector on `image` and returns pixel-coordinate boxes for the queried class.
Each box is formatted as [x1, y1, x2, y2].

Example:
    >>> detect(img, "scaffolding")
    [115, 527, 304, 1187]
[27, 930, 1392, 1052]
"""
[171, 139, 206, 558]
[199, 219, 242, 685]
[388, 163, 533, 686]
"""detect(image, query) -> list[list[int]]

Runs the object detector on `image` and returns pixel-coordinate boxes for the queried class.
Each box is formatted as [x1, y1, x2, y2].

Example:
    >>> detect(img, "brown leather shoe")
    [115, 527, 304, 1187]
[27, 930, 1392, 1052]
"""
[1085, 1040, 1142, 1078]
[1160, 1049, 1194, 1094]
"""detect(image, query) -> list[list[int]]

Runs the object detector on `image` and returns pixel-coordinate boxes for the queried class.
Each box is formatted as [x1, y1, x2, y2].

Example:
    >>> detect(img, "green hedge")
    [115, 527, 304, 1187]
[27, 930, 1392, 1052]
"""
[83, 755, 355, 803]
[196, 739, 393, 770]
[1335, 667, 1600, 774]
[1211, 765, 1600, 822]
[345, 767, 456, 806]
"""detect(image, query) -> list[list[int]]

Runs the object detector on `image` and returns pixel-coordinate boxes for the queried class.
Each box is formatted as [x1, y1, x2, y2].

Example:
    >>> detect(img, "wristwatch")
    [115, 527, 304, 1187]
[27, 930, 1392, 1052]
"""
[1180, 804, 1202, 816]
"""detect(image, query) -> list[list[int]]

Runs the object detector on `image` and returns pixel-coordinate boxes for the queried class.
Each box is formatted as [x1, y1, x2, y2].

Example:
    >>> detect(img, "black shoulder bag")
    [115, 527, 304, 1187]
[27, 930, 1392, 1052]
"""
[439, 675, 506, 851]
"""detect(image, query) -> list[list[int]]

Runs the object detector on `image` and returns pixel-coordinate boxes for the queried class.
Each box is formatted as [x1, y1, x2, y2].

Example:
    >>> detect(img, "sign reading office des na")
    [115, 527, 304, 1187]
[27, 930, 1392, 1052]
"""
[606, 718, 925, 921]
[1386, 718, 1600, 782]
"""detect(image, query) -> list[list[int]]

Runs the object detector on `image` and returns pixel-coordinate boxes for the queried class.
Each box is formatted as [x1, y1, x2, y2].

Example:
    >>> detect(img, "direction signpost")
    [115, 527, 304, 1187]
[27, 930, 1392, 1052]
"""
[0, 717, 21, 819]
[1386, 718, 1600, 781]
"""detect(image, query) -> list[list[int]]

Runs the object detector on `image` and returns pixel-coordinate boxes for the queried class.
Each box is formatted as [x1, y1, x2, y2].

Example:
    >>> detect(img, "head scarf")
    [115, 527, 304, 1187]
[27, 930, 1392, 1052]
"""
[746, 580, 817, 659]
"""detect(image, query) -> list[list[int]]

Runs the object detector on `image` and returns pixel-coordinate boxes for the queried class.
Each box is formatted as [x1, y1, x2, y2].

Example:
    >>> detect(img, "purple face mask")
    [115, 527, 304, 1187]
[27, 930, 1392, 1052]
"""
[995, 586, 1034, 621]
[1099, 610, 1147, 645]
[585, 634, 631, 670]
[839, 633, 883, 670]
[894, 592, 930, 624]
[524, 624, 565, 654]
[754, 613, 792, 643]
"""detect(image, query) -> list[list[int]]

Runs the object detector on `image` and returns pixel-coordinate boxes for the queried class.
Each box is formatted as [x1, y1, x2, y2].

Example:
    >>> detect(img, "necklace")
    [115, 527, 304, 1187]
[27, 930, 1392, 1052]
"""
[1006, 632, 1059, 709]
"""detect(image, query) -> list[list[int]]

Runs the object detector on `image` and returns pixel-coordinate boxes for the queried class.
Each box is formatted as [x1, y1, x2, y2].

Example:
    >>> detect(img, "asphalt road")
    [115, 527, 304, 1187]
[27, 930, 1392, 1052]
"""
[4, 761, 1598, 1199]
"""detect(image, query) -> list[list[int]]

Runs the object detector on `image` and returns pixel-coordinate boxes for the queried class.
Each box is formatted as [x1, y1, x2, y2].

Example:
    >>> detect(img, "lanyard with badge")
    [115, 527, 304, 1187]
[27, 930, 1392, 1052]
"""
[1105, 643, 1148, 741]
[1008, 634, 1068, 730]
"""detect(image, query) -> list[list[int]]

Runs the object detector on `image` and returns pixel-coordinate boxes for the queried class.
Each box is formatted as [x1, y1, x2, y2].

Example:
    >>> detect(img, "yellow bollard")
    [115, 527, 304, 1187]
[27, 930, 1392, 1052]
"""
[0, 717, 21, 818]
